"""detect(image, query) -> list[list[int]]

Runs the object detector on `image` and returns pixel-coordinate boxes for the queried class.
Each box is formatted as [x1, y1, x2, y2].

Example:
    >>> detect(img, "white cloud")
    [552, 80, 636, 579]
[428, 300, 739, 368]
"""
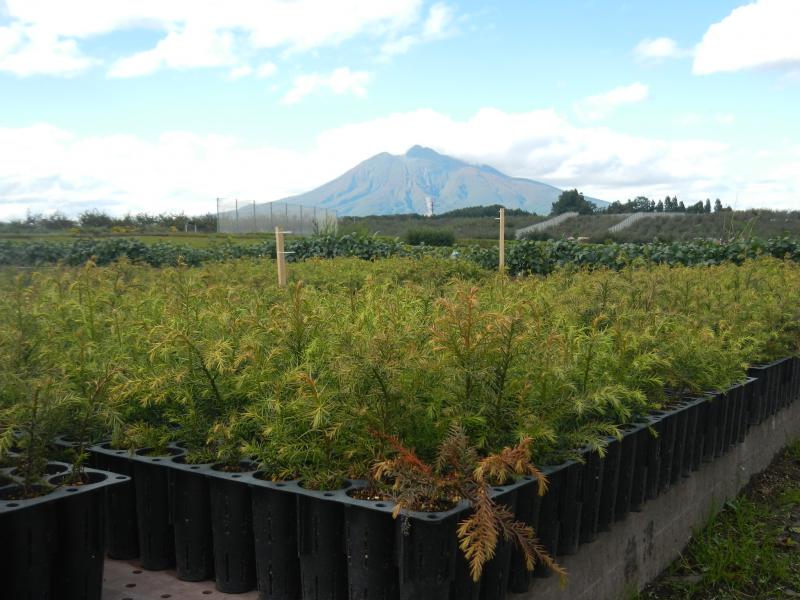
[634, 37, 692, 62]
[228, 62, 276, 81]
[575, 82, 649, 121]
[0, 23, 95, 76]
[0, 0, 438, 77]
[694, 0, 800, 75]
[108, 27, 237, 77]
[229, 65, 253, 80]
[256, 62, 277, 78]
[4, 108, 799, 219]
[380, 2, 456, 58]
[282, 67, 370, 105]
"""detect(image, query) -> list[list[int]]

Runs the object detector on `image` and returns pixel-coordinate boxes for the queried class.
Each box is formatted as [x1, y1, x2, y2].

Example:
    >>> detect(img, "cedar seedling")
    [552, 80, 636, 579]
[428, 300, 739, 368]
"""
[373, 425, 565, 583]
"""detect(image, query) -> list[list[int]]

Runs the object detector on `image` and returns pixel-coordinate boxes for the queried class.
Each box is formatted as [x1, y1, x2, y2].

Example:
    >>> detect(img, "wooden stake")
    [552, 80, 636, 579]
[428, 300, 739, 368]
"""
[275, 226, 287, 287]
[498, 208, 506, 274]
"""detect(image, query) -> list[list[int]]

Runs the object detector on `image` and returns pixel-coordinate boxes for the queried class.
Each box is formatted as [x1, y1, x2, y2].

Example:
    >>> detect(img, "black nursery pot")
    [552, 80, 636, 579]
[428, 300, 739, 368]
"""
[615, 422, 644, 520]
[765, 359, 782, 416]
[643, 412, 665, 501]
[779, 356, 796, 409]
[792, 356, 800, 405]
[702, 392, 723, 462]
[596, 435, 621, 532]
[0, 490, 58, 600]
[344, 503, 399, 600]
[555, 459, 584, 557]
[629, 422, 652, 511]
[249, 476, 301, 600]
[691, 397, 710, 470]
[532, 461, 565, 574]
[131, 447, 181, 570]
[669, 403, 689, 485]
[89, 443, 139, 560]
[731, 379, 756, 445]
[270, 477, 468, 600]
[396, 510, 460, 600]
[453, 536, 481, 600]
[747, 365, 767, 427]
[297, 488, 349, 600]
[578, 444, 605, 545]
[508, 477, 544, 593]
[50, 470, 119, 600]
[0, 463, 130, 600]
[745, 369, 767, 426]
[652, 409, 676, 495]
[167, 456, 215, 582]
[721, 386, 738, 451]
[681, 397, 705, 477]
[477, 481, 527, 600]
[206, 463, 257, 594]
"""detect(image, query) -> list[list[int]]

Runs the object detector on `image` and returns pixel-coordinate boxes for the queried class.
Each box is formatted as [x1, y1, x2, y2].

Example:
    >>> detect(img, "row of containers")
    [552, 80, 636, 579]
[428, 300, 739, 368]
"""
[2, 356, 798, 600]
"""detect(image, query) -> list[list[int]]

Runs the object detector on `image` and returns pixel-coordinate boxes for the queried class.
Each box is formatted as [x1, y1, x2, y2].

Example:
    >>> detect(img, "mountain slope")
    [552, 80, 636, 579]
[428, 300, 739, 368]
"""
[279, 146, 606, 216]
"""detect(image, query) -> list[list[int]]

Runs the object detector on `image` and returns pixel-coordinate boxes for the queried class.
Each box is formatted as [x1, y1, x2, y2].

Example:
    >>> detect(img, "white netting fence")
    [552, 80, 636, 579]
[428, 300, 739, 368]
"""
[216, 199, 337, 235]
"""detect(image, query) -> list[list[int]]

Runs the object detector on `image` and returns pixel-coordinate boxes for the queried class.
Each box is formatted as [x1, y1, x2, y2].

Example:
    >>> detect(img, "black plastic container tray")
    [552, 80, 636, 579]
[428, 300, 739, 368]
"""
[91, 442, 258, 592]
[239, 468, 535, 600]
[0, 461, 130, 600]
[70, 359, 796, 600]
[89, 441, 140, 560]
[0, 461, 129, 514]
[89, 442, 181, 571]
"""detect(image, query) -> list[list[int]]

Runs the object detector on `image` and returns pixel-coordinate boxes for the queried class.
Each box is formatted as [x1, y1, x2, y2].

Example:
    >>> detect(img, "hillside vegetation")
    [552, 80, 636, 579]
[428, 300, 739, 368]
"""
[610, 211, 800, 242]
[523, 210, 800, 243]
[338, 205, 546, 240]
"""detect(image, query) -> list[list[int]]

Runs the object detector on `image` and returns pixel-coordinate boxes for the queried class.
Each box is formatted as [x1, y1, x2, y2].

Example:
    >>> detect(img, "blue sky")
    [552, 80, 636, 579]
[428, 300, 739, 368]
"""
[1, 0, 799, 218]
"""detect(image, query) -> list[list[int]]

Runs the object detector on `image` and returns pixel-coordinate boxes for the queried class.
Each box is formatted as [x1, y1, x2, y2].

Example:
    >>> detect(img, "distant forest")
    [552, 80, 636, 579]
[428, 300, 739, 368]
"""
[0, 210, 218, 233]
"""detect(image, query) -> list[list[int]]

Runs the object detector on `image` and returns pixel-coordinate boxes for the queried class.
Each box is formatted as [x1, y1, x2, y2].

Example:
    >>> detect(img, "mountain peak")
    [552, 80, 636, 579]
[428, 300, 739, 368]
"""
[279, 147, 607, 216]
[404, 145, 443, 160]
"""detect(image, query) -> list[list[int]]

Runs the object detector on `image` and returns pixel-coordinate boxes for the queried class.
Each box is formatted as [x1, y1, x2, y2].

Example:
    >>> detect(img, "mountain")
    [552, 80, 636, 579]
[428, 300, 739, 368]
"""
[278, 146, 607, 216]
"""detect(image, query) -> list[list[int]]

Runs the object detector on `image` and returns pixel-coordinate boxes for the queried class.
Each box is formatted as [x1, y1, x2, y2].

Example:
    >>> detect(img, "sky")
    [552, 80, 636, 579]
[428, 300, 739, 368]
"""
[1, 0, 800, 219]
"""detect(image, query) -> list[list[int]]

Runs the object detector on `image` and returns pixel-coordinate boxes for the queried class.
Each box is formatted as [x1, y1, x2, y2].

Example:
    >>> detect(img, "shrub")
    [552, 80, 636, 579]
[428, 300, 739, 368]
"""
[405, 228, 456, 246]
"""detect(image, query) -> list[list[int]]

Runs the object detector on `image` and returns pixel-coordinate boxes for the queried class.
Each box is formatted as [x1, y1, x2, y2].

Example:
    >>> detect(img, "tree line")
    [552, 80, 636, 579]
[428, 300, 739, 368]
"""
[0, 210, 217, 233]
[551, 189, 733, 216]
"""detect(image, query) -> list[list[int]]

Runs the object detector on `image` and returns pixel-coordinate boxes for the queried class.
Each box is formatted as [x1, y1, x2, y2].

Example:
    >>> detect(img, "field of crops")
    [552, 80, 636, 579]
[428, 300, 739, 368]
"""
[3, 234, 800, 274]
[2, 252, 799, 587]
